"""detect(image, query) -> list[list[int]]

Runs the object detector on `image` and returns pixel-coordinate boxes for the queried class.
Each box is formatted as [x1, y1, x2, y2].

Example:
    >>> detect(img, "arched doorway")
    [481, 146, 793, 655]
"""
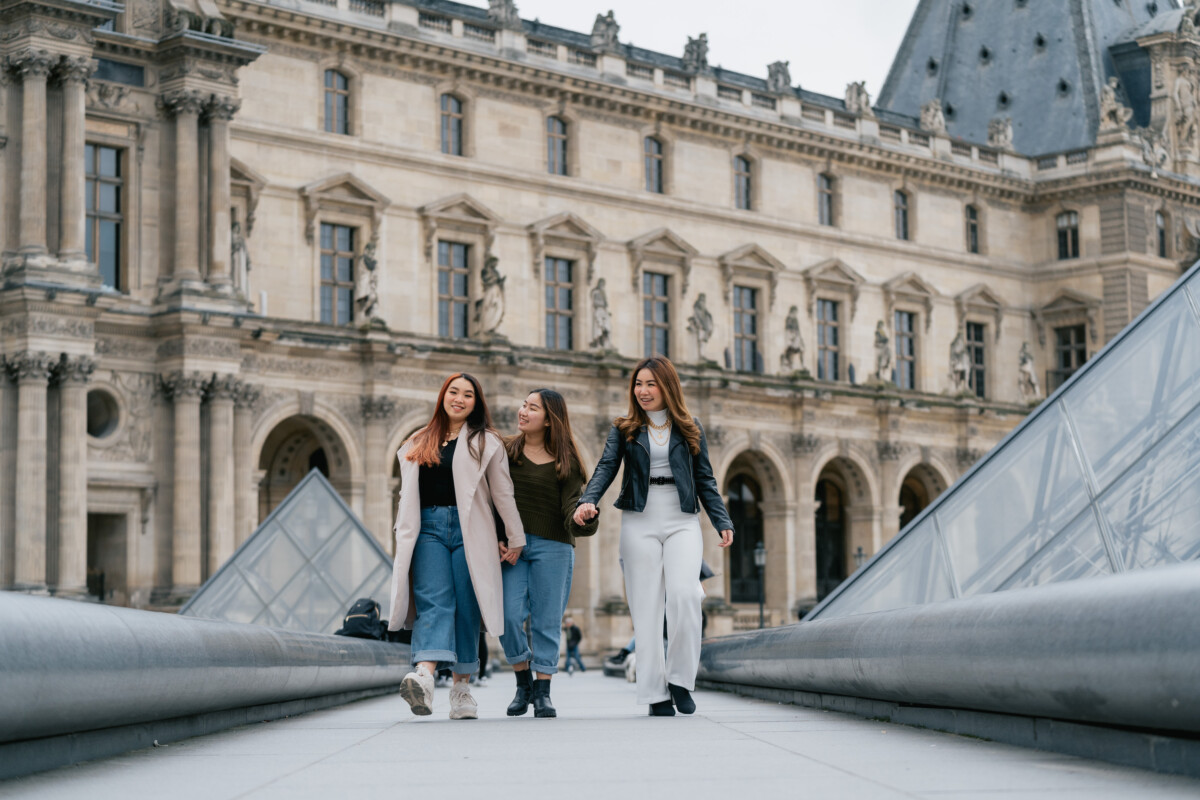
[257, 415, 354, 522]
[898, 464, 948, 530]
[725, 473, 763, 603]
[814, 477, 845, 601]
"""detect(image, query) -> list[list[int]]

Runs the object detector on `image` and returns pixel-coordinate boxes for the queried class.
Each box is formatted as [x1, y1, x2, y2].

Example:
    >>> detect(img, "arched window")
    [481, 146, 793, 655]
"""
[644, 136, 664, 193]
[323, 70, 350, 135]
[547, 116, 568, 176]
[440, 94, 464, 156]
[965, 204, 980, 253]
[1056, 211, 1079, 260]
[814, 478, 845, 601]
[734, 155, 752, 210]
[726, 475, 763, 603]
[1157, 210, 1169, 258]
[894, 190, 910, 240]
[818, 173, 835, 226]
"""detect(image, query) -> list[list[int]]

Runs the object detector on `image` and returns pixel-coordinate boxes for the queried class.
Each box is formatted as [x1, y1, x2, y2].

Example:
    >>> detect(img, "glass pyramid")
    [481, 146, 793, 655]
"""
[809, 263, 1200, 621]
[180, 469, 393, 634]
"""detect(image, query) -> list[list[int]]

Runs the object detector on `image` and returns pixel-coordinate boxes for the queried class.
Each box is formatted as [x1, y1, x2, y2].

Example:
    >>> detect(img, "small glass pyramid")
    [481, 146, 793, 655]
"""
[810, 263, 1200, 621]
[180, 469, 393, 634]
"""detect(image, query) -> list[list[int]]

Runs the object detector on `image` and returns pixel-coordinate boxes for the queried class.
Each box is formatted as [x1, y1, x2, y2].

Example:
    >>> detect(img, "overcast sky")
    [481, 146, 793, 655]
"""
[500, 0, 922, 99]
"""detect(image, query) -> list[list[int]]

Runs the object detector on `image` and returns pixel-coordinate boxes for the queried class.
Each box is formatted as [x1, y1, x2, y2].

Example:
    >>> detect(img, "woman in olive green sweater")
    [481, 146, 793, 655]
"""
[499, 388, 598, 718]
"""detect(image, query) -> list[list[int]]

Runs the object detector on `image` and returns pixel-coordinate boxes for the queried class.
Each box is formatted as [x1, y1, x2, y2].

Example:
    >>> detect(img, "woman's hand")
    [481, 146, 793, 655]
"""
[498, 541, 522, 565]
[717, 529, 734, 548]
[573, 503, 598, 526]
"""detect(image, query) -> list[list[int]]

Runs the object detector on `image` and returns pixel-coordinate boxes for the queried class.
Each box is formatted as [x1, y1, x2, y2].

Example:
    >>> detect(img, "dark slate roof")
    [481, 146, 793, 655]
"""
[877, 0, 1177, 156]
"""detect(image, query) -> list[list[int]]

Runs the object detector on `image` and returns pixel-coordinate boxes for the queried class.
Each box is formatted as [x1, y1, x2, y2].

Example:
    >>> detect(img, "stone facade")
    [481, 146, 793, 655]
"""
[2, 0, 1198, 645]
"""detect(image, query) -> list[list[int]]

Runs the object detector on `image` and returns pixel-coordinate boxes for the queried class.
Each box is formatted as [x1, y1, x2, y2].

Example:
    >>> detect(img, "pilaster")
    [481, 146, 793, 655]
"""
[205, 96, 239, 290]
[159, 370, 207, 596]
[53, 354, 94, 596]
[361, 395, 395, 548]
[158, 90, 206, 285]
[233, 382, 259, 547]
[206, 374, 237, 573]
[55, 56, 94, 267]
[7, 351, 55, 592]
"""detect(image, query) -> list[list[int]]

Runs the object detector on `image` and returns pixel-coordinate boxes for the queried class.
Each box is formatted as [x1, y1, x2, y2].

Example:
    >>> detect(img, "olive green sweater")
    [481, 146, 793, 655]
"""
[507, 456, 599, 547]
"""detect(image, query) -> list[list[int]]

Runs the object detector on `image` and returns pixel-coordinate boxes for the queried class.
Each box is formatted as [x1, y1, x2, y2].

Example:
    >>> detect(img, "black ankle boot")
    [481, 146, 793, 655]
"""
[532, 678, 557, 718]
[668, 683, 696, 715]
[507, 669, 532, 716]
[648, 699, 675, 716]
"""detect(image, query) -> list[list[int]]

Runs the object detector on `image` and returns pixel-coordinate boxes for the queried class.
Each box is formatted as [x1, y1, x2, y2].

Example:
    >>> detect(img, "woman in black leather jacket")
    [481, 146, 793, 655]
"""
[574, 355, 733, 716]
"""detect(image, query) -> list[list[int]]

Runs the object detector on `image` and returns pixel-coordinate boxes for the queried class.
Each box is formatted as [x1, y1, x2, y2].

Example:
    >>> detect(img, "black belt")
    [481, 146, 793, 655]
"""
[648, 476, 675, 485]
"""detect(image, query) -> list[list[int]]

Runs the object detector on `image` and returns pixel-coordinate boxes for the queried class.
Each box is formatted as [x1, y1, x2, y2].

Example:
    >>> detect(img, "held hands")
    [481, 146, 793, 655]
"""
[497, 541, 523, 565]
[718, 529, 734, 548]
[573, 502, 598, 527]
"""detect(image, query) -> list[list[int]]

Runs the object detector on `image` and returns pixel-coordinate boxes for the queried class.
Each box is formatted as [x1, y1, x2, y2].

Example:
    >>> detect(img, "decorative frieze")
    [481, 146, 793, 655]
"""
[791, 432, 821, 455]
[876, 440, 907, 462]
[361, 395, 397, 423]
[234, 381, 261, 410]
[206, 373, 241, 402]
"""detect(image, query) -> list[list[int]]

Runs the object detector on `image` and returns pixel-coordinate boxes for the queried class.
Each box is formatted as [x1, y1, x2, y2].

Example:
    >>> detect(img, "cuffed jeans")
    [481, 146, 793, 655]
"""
[411, 506, 480, 674]
[499, 533, 574, 675]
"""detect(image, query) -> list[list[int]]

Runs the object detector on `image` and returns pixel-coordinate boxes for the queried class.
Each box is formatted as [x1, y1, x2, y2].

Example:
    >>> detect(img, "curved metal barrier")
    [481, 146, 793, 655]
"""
[0, 592, 409, 745]
[699, 562, 1200, 735]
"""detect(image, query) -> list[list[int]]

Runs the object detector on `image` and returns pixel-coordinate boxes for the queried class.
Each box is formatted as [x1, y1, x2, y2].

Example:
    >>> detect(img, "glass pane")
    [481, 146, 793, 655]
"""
[99, 221, 119, 287]
[85, 144, 95, 175]
[452, 244, 467, 268]
[1063, 293, 1200, 490]
[545, 284, 555, 309]
[813, 519, 954, 620]
[99, 183, 119, 213]
[546, 314, 556, 348]
[438, 300, 449, 337]
[1001, 508, 1111, 591]
[320, 254, 333, 281]
[453, 272, 468, 297]
[320, 224, 333, 250]
[324, 93, 334, 133]
[274, 569, 342, 633]
[100, 147, 118, 177]
[85, 180, 95, 211]
[85, 218, 94, 262]
[438, 269, 449, 295]
[336, 226, 352, 252]
[438, 241, 449, 266]
[1099, 404, 1200, 570]
[559, 316, 572, 350]
[655, 301, 667, 324]
[337, 255, 353, 282]
[320, 286, 333, 324]
[937, 404, 1089, 595]
[279, 484, 349, 557]
[241, 522, 307, 601]
[560, 287, 571, 310]
[338, 288, 352, 324]
[336, 95, 348, 134]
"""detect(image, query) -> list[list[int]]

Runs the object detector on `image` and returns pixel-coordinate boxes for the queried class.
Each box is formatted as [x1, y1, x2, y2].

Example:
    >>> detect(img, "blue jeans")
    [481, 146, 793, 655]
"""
[499, 534, 574, 675]
[411, 506, 480, 674]
[564, 645, 585, 672]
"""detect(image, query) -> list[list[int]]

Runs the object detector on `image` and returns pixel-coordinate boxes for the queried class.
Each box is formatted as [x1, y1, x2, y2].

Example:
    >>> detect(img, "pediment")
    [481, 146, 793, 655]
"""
[803, 258, 865, 287]
[1040, 289, 1099, 313]
[884, 271, 939, 299]
[419, 193, 502, 225]
[720, 243, 785, 273]
[956, 283, 1005, 310]
[301, 172, 390, 209]
[629, 227, 698, 258]
[230, 158, 266, 191]
[529, 212, 604, 242]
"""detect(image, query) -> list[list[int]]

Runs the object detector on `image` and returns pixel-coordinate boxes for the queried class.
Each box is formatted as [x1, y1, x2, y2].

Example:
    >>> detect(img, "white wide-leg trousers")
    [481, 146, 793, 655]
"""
[619, 484, 705, 705]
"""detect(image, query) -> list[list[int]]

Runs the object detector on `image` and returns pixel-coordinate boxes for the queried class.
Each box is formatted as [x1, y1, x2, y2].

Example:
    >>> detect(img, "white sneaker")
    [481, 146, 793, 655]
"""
[448, 681, 478, 720]
[399, 665, 434, 716]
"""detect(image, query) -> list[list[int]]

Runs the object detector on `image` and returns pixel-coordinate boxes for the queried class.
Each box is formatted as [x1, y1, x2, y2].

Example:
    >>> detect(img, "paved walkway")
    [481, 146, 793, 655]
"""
[3, 671, 1199, 799]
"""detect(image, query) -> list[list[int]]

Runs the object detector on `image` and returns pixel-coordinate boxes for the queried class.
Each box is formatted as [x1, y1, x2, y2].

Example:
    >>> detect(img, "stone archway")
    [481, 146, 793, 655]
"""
[257, 414, 354, 523]
[813, 455, 875, 601]
[722, 448, 791, 626]
[899, 463, 948, 530]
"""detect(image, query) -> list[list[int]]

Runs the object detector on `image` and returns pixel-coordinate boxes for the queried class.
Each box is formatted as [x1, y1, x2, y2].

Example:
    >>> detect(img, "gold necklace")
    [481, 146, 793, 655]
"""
[648, 419, 670, 446]
[646, 415, 670, 431]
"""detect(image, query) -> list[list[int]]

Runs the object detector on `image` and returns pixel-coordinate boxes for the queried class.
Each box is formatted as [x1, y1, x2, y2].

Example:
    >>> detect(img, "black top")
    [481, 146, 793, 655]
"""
[418, 439, 457, 508]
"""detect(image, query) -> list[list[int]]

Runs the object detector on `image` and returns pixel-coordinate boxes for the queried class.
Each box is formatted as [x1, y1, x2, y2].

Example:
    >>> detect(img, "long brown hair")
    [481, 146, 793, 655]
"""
[406, 373, 494, 467]
[505, 388, 587, 482]
[615, 356, 701, 455]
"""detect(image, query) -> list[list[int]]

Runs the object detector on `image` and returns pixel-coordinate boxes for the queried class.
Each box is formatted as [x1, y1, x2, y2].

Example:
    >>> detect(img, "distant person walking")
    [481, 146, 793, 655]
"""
[575, 356, 734, 716]
[563, 616, 585, 673]
[500, 389, 597, 718]
[387, 373, 525, 720]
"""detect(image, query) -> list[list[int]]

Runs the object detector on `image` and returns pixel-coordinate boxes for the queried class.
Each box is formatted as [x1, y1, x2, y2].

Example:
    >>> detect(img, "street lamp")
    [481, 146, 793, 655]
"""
[854, 546, 866, 569]
[754, 541, 767, 629]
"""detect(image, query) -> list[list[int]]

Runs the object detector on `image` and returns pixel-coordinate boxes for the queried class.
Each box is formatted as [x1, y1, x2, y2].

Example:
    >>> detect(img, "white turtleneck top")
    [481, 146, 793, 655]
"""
[646, 408, 672, 478]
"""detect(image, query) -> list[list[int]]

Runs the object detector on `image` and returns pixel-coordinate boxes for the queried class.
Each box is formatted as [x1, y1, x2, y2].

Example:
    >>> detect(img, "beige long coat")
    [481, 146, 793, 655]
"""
[387, 431, 526, 635]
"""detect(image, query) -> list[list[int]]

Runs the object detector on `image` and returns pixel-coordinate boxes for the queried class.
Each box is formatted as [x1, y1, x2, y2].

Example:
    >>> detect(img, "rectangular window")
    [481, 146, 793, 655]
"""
[894, 190, 910, 240]
[817, 299, 840, 381]
[544, 257, 574, 350]
[547, 116, 568, 176]
[319, 223, 356, 325]
[1049, 324, 1087, 391]
[966, 205, 979, 254]
[818, 174, 835, 227]
[894, 310, 916, 389]
[85, 143, 123, 290]
[733, 286, 760, 372]
[644, 137, 664, 193]
[734, 156, 752, 211]
[440, 94, 463, 156]
[966, 322, 987, 399]
[1057, 211, 1079, 260]
[642, 271, 670, 357]
[324, 70, 350, 135]
[437, 241, 470, 338]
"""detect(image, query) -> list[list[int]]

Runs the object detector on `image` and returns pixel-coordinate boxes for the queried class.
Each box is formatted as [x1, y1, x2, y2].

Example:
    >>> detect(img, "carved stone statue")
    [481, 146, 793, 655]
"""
[920, 98, 947, 135]
[682, 33, 709, 74]
[354, 240, 382, 325]
[1173, 61, 1197, 156]
[474, 255, 506, 336]
[844, 81, 874, 117]
[949, 332, 971, 394]
[1138, 125, 1171, 173]
[780, 304, 805, 371]
[231, 220, 251, 294]
[589, 278, 613, 350]
[767, 61, 792, 94]
[1018, 341, 1041, 403]
[873, 320, 893, 382]
[988, 116, 1014, 150]
[487, 0, 522, 30]
[1182, 7, 1198, 36]
[590, 10, 620, 52]
[1099, 76, 1133, 132]
[686, 292, 714, 360]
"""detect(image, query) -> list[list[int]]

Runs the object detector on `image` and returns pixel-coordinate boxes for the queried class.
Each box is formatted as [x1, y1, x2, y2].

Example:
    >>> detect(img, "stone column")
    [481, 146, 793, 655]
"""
[7, 352, 55, 591]
[159, 91, 206, 281]
[361, 396, 395, 548]
[160, 371, 208, 593]
[207, 375, 237, 574]
[56, 57, 95, 262]
[55, 355, 95, 595]
[10, 51, 56, 255]
[205, 96, 240, 288]
[233, 382, 259, 547]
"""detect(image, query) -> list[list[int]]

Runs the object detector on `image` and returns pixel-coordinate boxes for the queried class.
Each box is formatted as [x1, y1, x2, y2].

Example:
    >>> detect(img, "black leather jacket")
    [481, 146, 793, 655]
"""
[579, 419, 734, 533]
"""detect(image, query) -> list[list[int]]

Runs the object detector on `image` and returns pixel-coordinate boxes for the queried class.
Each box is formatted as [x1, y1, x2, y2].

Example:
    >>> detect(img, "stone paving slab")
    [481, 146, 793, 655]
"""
[3, 671, 1199, 800]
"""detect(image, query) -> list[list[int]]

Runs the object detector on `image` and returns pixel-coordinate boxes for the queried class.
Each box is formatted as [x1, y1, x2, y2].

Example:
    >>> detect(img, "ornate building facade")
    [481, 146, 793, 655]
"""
[2, 0, 1199, 643]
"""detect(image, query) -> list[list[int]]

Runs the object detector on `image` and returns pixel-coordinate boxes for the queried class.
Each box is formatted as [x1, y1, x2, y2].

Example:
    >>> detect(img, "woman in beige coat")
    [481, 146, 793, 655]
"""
[387, 373, 526, 720]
